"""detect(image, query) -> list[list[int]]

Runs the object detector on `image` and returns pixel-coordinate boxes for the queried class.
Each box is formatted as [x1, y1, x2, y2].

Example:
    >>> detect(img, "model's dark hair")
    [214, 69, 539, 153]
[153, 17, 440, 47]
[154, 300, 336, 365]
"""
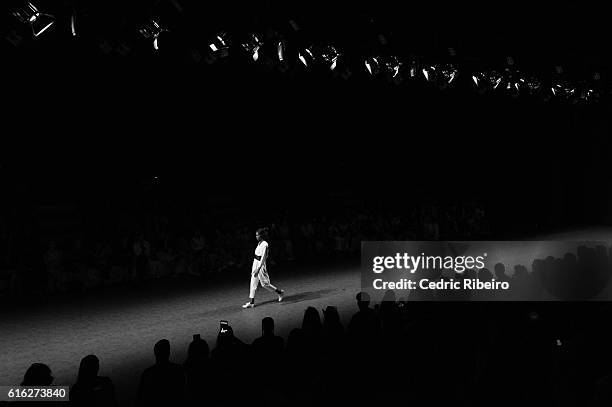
[256, 227, 269, 239]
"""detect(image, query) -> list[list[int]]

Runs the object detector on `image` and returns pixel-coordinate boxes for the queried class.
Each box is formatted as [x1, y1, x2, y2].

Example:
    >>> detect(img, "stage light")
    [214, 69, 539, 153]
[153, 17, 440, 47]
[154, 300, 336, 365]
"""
[438, 63, 458, 89]
[407, 57, 419, 79]
[70, 13, 76, 37]
[206, 31, 230, 63]
[524, 75, 542, 95]
[13, 2, 55, 38]
[139, 19, 169, 51]
[382, 55, 403, 84]
[273, 38, 293, 72]
[277, 40, 285, 62]
[575, 72, 602, 104]
[386, 56, 402, 78]
[489, 71, 503, 90]
[365, 55, 402, 83]
[321, 45, 341, 71]
[471, 71, 486, 93]
[497, 57, 523, 98]
[242, 33, 263, 61]
[580, 87, 598, 103]
[67, 4, 96, 40]
[298, 46, 315, 67]
[550, 79, 575, 100]
[422, 64, 435, 82]
[364, 56, 380, 76]
[472, 70, 504, 95]
[209, 32, 229, 52]
[548, 65, 576, 102]
[295, 44, 343, 74]
[501, 69, 524, 98]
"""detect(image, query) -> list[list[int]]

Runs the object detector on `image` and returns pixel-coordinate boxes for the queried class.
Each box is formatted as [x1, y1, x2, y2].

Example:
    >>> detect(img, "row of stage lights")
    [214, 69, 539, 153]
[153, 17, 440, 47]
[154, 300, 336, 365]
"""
[10, 1, 606, 105]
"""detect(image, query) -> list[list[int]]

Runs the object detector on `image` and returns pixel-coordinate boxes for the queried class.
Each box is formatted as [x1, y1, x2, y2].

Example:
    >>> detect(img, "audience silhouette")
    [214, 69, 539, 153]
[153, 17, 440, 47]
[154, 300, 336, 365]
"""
[20, 364, 53, 386]
[252, 317, 284, 363]
[70, 355, 117, 407]
[136, 339, 185, 407]
[183, 335, 210, 407]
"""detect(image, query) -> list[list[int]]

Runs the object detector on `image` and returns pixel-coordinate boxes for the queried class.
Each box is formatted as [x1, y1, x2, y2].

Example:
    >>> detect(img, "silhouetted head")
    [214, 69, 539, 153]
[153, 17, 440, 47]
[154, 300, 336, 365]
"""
[356, 291, 371, 311]
[494, 263, 506, 278]
[323, 306, 342, 331]
[77, 355, 99, 384]
[154, 339, 171, 363]
[302, 307, 322, 334]
[262, 317, 275, 336]
[187, 337, 209, 362]
[256, 227, 269, 242]
[21, 363, 53, 386]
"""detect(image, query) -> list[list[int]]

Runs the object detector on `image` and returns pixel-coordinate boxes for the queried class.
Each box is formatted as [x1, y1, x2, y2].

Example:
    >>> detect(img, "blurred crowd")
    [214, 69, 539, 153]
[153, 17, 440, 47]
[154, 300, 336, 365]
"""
[0, 202, 489, 298]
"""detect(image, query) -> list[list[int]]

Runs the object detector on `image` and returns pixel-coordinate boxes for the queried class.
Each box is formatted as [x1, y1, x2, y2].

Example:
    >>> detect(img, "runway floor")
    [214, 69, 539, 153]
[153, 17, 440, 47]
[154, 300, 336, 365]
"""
[0, 261, 361, 406]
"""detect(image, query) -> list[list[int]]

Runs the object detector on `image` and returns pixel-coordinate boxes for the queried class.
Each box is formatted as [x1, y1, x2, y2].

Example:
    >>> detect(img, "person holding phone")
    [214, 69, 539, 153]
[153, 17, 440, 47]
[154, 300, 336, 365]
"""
[242, 227, 284, 308]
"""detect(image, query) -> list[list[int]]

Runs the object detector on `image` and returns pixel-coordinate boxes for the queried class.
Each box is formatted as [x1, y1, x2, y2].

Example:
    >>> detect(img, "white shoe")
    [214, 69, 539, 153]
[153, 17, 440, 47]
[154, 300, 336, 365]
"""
[278, 290, 285, 302]
[242, 302, 255, 309]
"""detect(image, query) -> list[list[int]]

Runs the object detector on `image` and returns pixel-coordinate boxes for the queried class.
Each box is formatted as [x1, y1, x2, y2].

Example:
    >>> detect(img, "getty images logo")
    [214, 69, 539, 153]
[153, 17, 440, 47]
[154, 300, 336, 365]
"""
[372, 252, 488, 274]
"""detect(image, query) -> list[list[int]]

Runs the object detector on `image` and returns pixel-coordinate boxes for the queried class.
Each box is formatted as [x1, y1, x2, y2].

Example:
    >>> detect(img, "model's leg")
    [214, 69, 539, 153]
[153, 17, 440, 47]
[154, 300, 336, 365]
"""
[249, 273, 259, 300]
[259, 269, 284, 301]
[242, 274, 259, 308]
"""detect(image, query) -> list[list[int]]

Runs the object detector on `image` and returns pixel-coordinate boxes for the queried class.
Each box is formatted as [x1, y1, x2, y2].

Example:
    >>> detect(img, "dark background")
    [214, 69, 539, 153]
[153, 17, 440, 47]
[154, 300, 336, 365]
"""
[2, 0, 612, 236]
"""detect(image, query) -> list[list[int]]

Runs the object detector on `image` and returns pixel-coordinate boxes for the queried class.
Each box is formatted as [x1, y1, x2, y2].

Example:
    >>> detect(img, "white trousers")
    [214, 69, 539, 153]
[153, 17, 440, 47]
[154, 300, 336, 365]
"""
[249, 268, 278, 298]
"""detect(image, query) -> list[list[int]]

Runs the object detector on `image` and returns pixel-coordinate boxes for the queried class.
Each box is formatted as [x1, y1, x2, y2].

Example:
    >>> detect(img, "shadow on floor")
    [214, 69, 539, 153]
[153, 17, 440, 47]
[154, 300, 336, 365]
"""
[272, 288, 340, 306]
[192, 288, 342, 317]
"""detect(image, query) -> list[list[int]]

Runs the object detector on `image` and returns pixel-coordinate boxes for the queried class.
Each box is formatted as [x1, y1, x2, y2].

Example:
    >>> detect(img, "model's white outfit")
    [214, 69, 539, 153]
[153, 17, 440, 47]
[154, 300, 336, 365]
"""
[249, 240, 278, 298]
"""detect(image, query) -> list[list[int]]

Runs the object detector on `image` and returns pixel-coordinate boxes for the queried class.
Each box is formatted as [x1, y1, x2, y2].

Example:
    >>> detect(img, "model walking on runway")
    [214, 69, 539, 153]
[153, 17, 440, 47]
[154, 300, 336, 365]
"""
[242, 227, 284, 308]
